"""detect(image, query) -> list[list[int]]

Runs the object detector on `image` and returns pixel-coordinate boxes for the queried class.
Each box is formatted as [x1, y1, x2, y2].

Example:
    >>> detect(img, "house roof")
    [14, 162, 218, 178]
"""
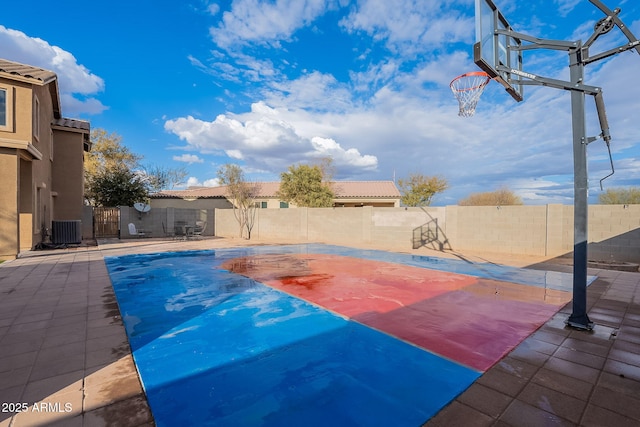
[52, 118, 92, 152]
[0, 59, 57, 85]
[52, 118, 91, 131]
[0, 58, 62, 119]
[329, 181, 401, 198]
[151, 181, 401, 200]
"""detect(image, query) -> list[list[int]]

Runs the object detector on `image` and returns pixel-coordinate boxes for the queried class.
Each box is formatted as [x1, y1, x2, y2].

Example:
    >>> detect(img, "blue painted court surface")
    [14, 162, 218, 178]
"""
[105, 244, 584, 426]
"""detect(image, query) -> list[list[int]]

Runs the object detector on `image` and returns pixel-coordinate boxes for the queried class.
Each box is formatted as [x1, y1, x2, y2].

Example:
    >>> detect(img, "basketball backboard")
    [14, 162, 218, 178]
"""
[474, 0, 524, 102]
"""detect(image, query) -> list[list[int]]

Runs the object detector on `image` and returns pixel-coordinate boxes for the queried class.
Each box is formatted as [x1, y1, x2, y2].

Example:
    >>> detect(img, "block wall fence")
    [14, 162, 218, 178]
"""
[214, 204, 640, 263]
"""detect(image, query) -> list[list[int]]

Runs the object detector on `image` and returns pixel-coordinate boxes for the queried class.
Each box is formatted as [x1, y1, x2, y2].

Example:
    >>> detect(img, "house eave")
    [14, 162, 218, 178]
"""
[26, 143, 43, 160]
[0, 138, 43, 160]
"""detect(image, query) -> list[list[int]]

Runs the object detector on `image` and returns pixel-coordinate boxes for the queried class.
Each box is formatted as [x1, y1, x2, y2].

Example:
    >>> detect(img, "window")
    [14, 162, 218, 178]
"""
[33, 95, 40, 141]
[0, 85, 14, 132]
[279, 201, 289, 208]
[255, 201, 268, 208]
[0, 88, 6, 126]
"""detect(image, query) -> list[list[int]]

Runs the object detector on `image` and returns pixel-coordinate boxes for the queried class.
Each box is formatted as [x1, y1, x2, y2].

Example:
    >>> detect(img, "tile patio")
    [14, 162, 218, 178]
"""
[0, 237, 638, 426]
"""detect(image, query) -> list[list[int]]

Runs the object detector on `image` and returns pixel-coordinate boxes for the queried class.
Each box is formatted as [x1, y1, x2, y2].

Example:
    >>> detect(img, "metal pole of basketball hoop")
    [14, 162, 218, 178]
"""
[470, 0, 640, 330]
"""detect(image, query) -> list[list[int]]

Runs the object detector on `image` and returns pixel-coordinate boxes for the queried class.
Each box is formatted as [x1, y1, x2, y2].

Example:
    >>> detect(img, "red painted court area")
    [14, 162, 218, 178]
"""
[223, 253, 571, 372]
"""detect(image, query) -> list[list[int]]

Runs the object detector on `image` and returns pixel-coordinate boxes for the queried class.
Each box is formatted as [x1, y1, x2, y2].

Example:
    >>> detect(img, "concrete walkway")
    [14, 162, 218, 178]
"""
[0, 237, 638, 426]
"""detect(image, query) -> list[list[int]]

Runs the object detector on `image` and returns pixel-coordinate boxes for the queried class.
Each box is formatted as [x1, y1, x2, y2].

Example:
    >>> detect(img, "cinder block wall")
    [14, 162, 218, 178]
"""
[588, 204, 640, 262]
[119, 207, 214, 239]
[256, 208, 305, 241]
[214, 204, 640, 263]
[446, 205, 548, 256]
[307, 208, 368, 246]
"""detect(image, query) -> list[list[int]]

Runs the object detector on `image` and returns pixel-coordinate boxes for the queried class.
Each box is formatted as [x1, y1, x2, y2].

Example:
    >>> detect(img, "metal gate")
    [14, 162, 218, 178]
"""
[94, 207, 120, 238]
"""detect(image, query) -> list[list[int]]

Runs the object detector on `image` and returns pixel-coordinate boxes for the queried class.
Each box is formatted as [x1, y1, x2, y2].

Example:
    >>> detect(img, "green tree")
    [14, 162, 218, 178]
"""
[459, 188, 523, 206]
[87, 166, 148, 207]
[217, 164, 259, 239]
[277, 164, 334, 207]
[599, 187, 640, 204]
[85, 129, 143, 205]
[397, 174, 448, 207]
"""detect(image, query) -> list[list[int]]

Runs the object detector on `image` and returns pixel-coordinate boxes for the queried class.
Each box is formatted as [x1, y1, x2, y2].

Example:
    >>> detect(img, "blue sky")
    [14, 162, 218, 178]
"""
[1, 0, 639, 205]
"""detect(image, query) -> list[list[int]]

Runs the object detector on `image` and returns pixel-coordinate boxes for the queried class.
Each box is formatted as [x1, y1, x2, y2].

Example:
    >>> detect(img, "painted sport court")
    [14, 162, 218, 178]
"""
[105, 244, 587, 426]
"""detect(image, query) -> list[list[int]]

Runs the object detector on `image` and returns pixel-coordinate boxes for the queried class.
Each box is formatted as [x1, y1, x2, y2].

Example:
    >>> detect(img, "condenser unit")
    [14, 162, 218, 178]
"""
[51, 220, 82, 244]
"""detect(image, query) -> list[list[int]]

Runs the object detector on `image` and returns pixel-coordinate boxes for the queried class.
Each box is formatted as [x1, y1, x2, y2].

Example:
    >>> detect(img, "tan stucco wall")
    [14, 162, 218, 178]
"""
[29, 85, 55, 246]
[150, 198, 232, 210]
[19, 213, 33, 251]
[0, 149, 19, 260]
[19, 158, 33, 251]
[333, 198, 399, 207]
[0, 75, 86, 258]
[51, 128, 86, 220]
[151, 196, 400, 210]
[214, 204, 640, 263]
[255, 198, 398, 208]
[0, 77, 32, 143]
[254, 198, 288, 209]
[0, 78, 42, 258]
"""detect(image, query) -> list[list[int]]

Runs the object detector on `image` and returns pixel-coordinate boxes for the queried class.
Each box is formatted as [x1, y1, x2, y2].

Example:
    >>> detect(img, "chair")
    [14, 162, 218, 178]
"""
[162, 222, 175, 239]
[193, 221, 207, 238]
[128, 223, 146, 238]
[174, 224, 186, 239]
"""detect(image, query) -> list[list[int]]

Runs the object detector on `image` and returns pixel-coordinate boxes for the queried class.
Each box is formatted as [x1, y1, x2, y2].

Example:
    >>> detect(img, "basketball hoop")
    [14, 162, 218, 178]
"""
[450, 71, 491, 117]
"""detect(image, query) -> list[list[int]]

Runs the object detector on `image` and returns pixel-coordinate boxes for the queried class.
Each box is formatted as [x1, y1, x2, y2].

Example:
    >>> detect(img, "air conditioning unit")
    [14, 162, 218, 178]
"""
[51, 220, 82, 244]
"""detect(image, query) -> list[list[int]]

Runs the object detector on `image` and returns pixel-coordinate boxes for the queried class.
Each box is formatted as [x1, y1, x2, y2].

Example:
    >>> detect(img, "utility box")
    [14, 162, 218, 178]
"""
[51, 220, 82, 244]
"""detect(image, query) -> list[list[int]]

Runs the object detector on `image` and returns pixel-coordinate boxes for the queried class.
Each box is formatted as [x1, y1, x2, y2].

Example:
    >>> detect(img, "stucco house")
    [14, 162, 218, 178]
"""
[150, 181, 402, 209]
[0, 59, 91, 260]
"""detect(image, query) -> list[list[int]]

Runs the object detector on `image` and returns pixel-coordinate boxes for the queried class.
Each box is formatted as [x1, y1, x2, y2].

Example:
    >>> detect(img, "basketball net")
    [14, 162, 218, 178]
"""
[450, 71, 491, 117]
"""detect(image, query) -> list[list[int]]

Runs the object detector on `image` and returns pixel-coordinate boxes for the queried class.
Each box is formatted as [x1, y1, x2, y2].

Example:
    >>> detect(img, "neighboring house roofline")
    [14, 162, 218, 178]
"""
[151, 180, 401, 200]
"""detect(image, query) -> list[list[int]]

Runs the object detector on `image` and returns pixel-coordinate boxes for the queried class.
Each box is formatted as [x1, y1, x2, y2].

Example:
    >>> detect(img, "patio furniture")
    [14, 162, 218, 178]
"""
[174, 221, 193, 240]
[128, 223, 147, 238]
[162, 222, 175, 239]
[193, 221, 207, 238]
[174, 224, 186, 239]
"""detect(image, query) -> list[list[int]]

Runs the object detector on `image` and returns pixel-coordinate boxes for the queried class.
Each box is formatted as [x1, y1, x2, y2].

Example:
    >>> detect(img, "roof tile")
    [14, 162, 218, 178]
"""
[0, 58, 57, 85]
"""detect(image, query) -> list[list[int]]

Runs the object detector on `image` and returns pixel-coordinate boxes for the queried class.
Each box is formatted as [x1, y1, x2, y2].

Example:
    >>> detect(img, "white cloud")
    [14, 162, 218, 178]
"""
[210, 0, 335, 49]
[187, 54, 209, 72]
[265, 71, 355, 111]
[164, 101, 378, 175]
[207, 2, 220, 16]
[186, 1, 640, 203]
[509, 178, 573, 205]
[0, 25, 106, 116]
[554, 0, 582, 17]
[185, 176, 221, 188]
[173, 154, 205, 164]
[339, 0, 473, 54]
[311, 137, 377, 169]
[179, 32, 640, 201]
[60, 94, 109, 116]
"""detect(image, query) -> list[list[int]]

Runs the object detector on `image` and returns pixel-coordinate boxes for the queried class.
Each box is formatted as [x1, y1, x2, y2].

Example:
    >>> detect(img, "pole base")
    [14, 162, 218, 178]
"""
[566, 313, 594, 331]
